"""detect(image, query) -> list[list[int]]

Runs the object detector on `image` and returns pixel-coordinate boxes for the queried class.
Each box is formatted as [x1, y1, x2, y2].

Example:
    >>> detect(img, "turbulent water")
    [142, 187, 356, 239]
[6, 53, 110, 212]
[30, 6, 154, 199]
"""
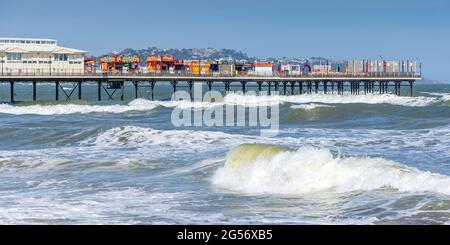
[0, 83, 449, 224]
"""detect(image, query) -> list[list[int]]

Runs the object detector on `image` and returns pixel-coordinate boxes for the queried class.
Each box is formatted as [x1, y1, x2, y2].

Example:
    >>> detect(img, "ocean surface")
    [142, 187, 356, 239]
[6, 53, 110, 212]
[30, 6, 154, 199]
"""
[0, 82, 449, 224]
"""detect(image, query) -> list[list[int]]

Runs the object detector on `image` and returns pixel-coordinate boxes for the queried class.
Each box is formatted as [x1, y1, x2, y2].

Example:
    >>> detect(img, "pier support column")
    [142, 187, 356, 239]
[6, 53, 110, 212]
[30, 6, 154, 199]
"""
[134, 81, 138, 99]
[282, 81, 287, 95]
[10, 81, 14, 104]
[331, 81, 334, 94]
[409, 81, 413, 97]
[314, 81, 319, 93]
[207, 81, 213, 92]
[290, 81, 295, 95]
[241, 81, 247, 93]
[223, 81, 230, 93]
[323, 81, 328, 94]
[299, 81, 303, 94]
[257, 81, 262, 93]
[150, 81, 155, 101]
[267, 81, 272, 95]
[55, 81, 59, 101]
[32, 81, 37, 101]
[308, 82, 312, 94]
[274, 81, 279, 93]
[120, 81, 125, 101]
[379, 81, 382, 94]
[188, 81, 193, 99]
[78, 81, 82, 100]
[171, 81, 177, 94]
[97, 81, 102, 101]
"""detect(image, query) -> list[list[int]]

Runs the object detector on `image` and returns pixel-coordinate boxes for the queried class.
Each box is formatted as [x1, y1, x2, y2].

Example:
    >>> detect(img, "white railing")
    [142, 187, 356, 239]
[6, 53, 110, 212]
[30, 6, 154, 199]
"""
[0, 70, 422, 78]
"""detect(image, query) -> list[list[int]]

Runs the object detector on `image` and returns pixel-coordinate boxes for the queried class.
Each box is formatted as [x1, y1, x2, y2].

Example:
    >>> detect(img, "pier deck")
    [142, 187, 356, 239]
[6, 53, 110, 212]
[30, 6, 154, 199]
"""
[0, 73, 422, 103]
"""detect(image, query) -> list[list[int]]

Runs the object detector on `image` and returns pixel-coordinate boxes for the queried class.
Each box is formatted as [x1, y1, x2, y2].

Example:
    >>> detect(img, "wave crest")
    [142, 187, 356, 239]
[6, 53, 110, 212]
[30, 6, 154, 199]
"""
[0, 99, 159, 115]
[212, 144, 450, 195]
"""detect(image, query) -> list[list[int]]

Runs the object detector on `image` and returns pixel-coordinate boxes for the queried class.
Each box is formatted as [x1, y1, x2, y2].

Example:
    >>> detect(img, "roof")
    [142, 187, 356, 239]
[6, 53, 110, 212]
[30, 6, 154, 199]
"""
[0, 37, 87, 54]
[0, 44, 87, 54]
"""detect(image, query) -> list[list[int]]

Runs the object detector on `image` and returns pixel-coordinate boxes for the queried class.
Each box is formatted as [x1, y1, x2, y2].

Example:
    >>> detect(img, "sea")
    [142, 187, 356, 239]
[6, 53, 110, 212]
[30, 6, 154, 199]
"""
[0, 82, 449, 224]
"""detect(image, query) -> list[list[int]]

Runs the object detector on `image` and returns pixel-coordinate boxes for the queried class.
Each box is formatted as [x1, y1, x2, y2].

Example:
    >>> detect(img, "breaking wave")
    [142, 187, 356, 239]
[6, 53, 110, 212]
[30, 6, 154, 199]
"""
[423, 92, 450, 102]
[290, 103, 336, 110]
[224, 93, 438, 107]
[211, 144, 450, 195]
[81, 125, 250, 150]
[0, 92, 442, 116]
[0, 99, 159, 115]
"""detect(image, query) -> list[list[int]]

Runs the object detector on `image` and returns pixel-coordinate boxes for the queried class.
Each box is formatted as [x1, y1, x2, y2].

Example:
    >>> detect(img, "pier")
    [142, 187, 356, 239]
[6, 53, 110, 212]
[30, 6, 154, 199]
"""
[0, 73, 421, 103]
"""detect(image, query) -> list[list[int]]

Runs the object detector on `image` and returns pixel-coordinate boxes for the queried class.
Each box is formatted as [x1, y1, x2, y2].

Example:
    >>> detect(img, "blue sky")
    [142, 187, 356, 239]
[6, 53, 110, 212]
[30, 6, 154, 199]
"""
[1, 0, 449, 81]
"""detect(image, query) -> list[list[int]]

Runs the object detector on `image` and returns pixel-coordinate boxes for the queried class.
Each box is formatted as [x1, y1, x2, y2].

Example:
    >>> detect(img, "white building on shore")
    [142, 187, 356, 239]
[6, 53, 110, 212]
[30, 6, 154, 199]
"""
[0, 38, 87, 75]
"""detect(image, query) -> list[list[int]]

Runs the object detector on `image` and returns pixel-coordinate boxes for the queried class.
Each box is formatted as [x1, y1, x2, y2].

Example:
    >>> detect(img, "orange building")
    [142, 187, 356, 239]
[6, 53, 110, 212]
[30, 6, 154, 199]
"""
[147, 55, 179, 73]
[100, 55, 140, 73]
[188, 60, 211, 75]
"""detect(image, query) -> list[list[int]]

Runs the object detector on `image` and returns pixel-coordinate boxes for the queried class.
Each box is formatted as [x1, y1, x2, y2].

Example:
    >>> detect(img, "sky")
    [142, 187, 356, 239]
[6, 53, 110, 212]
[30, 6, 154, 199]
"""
[1, 0, 449, 81]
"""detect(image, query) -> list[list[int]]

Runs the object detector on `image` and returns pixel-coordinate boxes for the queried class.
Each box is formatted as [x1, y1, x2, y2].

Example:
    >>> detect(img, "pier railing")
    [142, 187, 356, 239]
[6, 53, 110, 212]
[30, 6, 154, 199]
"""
[0, 70, 422, 79]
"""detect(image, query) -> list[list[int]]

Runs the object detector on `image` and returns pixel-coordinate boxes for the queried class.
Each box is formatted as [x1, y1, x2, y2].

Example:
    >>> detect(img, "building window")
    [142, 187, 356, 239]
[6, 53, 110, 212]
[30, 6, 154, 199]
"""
[7, 53, 22, 61]
[55, 54, 68, 61]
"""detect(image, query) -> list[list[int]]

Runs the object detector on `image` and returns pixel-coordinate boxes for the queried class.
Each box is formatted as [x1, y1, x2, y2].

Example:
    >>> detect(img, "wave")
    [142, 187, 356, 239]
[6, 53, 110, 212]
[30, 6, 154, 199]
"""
[290, 103, 336, 110]
[82, 125, 250, 149]
[0, 91, 441, 116]
[422, 92, 450, 102]
[0, 99, 159, 115]
[224, 93, 438, 107]
[211, 144, 450, 195]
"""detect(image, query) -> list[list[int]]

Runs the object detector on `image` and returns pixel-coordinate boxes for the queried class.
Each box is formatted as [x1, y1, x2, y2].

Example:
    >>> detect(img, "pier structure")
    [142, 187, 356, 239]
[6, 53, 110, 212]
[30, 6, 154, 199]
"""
[0, 73, 421, 103]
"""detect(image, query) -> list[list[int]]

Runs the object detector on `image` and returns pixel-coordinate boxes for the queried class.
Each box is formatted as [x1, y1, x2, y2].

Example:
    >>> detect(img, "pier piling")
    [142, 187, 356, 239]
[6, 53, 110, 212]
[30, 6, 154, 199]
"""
[409, 81, 413, 97]
[55, 81, 59, 101]
[10, 81, 14, 103]
[188, 81, 193, 99]
[241, 81, 247, 93]
[97, 81, 101, 101]
[133, 81, 138, 99]
[207, 81, 212, 92]
[78, 81, 82, 100]
[120, 81, 124, 101]
[32, 81, 37, 101]
[0, 74, 420, 102]
[171, 81, 177, 94]
[257, 81, 262, 92]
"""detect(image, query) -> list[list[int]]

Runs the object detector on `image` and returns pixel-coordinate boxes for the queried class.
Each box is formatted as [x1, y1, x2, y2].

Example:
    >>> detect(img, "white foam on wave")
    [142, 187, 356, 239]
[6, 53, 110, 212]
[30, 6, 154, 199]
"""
[83, 125, 248, 150]
[0, 187, 187, 224]
[290, 103, 335, 110]
[212, 145, 450, 195]
[423, 92, 450, 102]
[0, 99, 159, 115]
[224, 93, 438, 107]
[0, 91, 439, 116]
